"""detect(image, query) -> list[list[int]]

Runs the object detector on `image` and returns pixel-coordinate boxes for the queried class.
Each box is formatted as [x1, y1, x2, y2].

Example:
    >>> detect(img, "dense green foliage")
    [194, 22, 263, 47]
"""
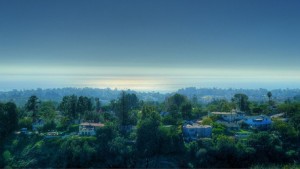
[1, 92, 300, 168]
[0, 102, 18, 140]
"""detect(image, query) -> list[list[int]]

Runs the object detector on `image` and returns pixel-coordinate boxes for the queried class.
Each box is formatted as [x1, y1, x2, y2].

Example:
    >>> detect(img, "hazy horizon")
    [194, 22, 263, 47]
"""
[1, 0, 300, 91]
[1, 85, 300, 94]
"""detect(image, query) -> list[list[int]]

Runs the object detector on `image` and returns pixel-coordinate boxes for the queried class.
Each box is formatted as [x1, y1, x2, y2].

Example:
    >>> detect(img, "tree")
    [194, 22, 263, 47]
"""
[95, 122, 134, 167]
[232, 94, 250, 112]
[0, 102, 18, 142]
[289, 111, 300, 133]
[57, 116, 71, 131]
[212, 123, 227, 135]
[127, 110, 138, 125]
[126, 93, 139, 110]
[267, 91, 272, 102]
[192, 94, 198, 106]
[191, 106, 205, 119]
[213, 135, 238, 167]
[165, 93, 188, 112]
[59, 137, 97, 168]
[181, 102, 192, 120]
[158, 126, 184, 154]
[278, 102, 300, 118]
[96, 123, 119, 154]
[25, 95, 39, 112]
[95, 98, 101, 113]
[163, 94, 188, 124]
[59, 95, 78, 120]
[207, 99, 234, 112]
[202, 117, 213, 125]
[163, 104, 182, 125]
[41, 120, 56, 132]
[96, 122, 119, 161]
[118, 91, 128, 126]
[250, 102, 267, 115]
[247, 132, 285, 163]
[116, 92, 139, 126]
[272, 119, 298, 144]
[83, 111, 101, 122]
[39, 101, 56, 122]
[25, 95, 40, 121]
[107, 136, 134, 167]
[18, 117, 33, 130]
[136, 111, 161, 157]
[77, 96, 92, 118]
[141, 105, 156, 120]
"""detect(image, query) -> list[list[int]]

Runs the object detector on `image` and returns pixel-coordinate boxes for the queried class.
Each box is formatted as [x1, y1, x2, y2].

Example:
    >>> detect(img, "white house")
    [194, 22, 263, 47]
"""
[183, 123, 212, 141]
[79, 122, 104, 136]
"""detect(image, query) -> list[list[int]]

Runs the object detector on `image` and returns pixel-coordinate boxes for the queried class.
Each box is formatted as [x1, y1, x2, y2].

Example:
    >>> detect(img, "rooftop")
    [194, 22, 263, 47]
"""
[80, 122, 105, 127]
[210, 110, 245, 115]
[244, 115, 272, 125]
[245, 115, 270, 120]
[211, 112, 237, 115]
[270, 113, 285, 118]
[184, 123, 211, 129]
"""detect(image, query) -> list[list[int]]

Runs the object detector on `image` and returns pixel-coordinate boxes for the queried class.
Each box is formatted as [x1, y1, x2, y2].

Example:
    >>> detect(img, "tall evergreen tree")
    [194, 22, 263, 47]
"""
[25, 95, 40, 121]
[59, 95, 78, 120]
[77, 96, 92, 119]
[232, 93, 250, 112]
[0, 102, 18, 141]
[95, 97, 101, 113]
[116, 91, 139, 126]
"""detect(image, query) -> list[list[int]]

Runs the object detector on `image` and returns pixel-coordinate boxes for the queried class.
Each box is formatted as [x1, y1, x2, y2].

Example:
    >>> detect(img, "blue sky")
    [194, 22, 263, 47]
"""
[0, 0, 300, 92]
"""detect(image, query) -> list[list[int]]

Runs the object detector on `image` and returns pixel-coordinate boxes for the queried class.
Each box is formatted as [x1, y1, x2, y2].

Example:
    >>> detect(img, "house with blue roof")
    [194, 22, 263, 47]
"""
[243, 115, 272, 129]
[183, 123, 212, 141]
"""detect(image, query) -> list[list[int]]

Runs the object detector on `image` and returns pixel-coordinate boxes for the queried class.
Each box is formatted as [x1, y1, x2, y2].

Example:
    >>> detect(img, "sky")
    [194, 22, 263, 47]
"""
[0, 0, 300, 92]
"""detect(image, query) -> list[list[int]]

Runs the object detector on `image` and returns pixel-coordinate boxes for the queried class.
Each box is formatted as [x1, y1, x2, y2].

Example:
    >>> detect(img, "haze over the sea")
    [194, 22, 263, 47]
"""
[1, 0, 300, 92]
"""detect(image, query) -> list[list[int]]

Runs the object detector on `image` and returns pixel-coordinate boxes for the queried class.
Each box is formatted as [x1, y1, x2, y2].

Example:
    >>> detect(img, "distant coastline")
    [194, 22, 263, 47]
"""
[1, 87, 300, 106]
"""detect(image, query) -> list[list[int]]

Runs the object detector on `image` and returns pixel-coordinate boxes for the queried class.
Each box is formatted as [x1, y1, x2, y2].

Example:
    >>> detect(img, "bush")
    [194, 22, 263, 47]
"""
[68, 124, 79, 133]
[18, 117, 33, 130]
[41, 121, 56, 132]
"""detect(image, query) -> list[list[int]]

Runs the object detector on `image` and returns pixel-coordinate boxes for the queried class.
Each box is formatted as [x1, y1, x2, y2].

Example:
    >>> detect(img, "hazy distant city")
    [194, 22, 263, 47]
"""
[1, 87, 300, 106]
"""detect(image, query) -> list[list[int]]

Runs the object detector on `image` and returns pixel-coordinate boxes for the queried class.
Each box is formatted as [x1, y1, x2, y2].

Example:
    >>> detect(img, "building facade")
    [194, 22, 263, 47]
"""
[243, 115, 272, 129]
[79, 122, 104, 136]
[209, 111, 245, 122]
[183, 123, 212, 141]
